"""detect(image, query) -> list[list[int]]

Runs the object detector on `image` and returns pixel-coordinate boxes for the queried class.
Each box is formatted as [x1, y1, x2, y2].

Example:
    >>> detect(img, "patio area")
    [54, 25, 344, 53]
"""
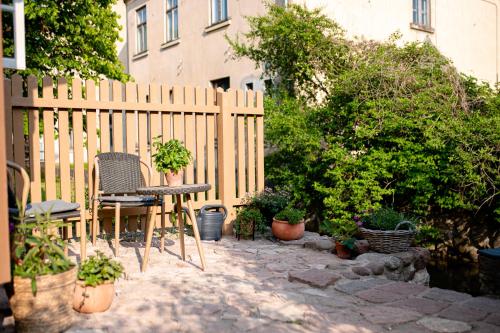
[31, 232, 500, 333]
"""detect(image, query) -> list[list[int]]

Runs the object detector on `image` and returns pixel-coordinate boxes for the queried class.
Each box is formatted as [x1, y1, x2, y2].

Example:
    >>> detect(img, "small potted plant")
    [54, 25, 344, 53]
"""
[73, 251, 124, 313]
[10, 213, 77, 333]
[152, 136, 193, 186]
[327, 219, 359, 259]
[272, 207, 305, 241]
[234, 207, 265, 240]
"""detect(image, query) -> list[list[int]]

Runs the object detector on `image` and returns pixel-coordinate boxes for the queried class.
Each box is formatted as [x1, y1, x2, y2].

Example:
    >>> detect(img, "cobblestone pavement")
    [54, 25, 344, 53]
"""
[49, 233, 500, 332]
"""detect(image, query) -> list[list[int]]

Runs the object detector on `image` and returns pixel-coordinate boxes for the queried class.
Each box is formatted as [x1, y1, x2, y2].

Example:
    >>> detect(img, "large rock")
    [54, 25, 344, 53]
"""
[303, 239, 335, 251]
[288, 269, 341, 289]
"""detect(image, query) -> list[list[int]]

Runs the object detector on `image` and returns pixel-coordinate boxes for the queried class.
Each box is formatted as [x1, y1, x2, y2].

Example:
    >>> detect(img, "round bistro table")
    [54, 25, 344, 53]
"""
[136, 184, 211, 272]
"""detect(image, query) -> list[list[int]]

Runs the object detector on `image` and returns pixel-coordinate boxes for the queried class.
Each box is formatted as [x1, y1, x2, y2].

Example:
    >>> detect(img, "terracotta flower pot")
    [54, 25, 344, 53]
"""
[166, 169, 184, 186]
[73, 280, 115, 313]
[272, 218, 305, 241]
[10, 266, 77, 333]
[335, 241, 352, 259]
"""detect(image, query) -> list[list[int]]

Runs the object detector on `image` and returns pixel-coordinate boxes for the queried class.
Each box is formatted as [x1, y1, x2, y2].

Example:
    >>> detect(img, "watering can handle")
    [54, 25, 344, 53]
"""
[200, 204, 228, 220]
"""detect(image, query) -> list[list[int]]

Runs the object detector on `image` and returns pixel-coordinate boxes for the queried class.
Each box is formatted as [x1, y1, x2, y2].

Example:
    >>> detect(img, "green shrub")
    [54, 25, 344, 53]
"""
[78, 251, 124, 287]
[245, 188, 290, 226]
[230, 4, 500, 237]
[361, 207, 418, 231]
[274, 207, 305, 225]
[234, 208, 265, 239]
[152, 137, 192, 173]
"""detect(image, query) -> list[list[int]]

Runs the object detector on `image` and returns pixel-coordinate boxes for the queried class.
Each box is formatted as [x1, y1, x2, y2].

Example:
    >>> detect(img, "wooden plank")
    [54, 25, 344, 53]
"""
[28, 109, 42, 202]
[85, 80, 97, 209]
[237, 115, 246, 198]
[99, 80, 110, 153]
[125, 83, 137, 155]
[73, 78, 85, 238]
[149, 83, 161, 186]
[206, 113, 216, 201]
[195, 110, 206, 201]
[4, 78, 13, 163]
[184, 86, 195, 185]
[11, 76, 25, 199]
[256, 91, 265, 191]
[42, 77, 56, 200]
[247, 115, 256, 193]
[112, 81, 123, 153]
[137, 84, 149, 229]
[172, 86, 184, 141]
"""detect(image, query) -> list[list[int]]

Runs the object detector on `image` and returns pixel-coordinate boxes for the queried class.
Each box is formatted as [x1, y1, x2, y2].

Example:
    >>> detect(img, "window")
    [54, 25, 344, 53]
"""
[412, 0, 430, 27]
[2, 0, 25, 69]
[245, 82, 254, 91]
[136, 6, 147, 54]
[211, 77, 230, 91]
[166, 0, 178, 42]
[211, 0, 228, 24]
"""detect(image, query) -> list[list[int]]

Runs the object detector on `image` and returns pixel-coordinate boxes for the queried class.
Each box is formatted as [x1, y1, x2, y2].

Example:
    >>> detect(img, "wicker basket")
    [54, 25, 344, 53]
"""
[10, 266, 77, 333]
[360, 221, 416, 253]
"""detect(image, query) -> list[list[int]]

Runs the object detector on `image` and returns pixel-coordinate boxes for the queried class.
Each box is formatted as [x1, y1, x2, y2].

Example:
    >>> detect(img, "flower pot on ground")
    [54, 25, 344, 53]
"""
[234, 207, 265, 240]
[335, 241, 352, 259]
[272, 207, 305, 241]
[10, 213, 76, 333]
[359, 207, 417, 253]
[73, 251, 124, 313]
[152, 137, 192, 186]
[327, 219, 358, 259]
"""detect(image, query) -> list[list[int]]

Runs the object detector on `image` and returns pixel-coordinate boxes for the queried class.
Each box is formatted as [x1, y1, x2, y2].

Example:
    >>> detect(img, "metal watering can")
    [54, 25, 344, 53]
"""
[184, 204, 227, 241]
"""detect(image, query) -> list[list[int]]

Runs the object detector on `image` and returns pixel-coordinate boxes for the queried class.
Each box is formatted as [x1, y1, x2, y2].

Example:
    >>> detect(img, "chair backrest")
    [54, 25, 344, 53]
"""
[6, 160, 30, 214]
[96, 153, 144, 195]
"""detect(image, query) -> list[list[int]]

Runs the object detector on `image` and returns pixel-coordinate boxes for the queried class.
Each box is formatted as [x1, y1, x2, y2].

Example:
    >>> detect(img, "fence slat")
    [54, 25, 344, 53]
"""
[42, 77, 56, 200]
[28, 109, 41, 202]
[99, 80, 110, 153]
[149, 83, 161, 186]
[137, 84, 149, 230]
[237, 115, 246, 198]
[112, 81, 123, 153]
[125, 83, 137, 155]
[256, 91, 265, 191]
[206, 113, 216, 201]
[86, 80, 97, 210]
[247, 116, 256, 193]
[4, 79, 13, 163]
[73, 79, 85, 238]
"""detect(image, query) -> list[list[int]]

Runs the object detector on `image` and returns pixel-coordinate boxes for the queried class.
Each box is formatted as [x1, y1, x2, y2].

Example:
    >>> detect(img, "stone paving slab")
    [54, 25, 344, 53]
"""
[288, 269, 341, 289]
[2, 233, 500, 333]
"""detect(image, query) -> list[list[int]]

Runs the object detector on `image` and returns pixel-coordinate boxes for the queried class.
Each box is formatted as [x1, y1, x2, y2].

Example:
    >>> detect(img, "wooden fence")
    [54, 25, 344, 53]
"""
[4, 75, 264, 241]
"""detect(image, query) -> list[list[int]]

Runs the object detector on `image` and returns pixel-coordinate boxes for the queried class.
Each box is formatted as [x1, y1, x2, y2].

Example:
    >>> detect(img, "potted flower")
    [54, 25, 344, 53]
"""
[331, 220, 359, 259]
[10, 213, 76, 333]
[73, 250, 124, 313]
[234, 207, 265, 240]
[272, 207, 305, 241]
[152, 136, 193, 186]
[359, 207, 417, 253]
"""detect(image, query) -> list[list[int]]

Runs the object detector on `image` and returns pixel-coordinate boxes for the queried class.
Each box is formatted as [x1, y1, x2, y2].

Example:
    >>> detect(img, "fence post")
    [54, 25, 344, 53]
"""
[217, 90, 236, 235]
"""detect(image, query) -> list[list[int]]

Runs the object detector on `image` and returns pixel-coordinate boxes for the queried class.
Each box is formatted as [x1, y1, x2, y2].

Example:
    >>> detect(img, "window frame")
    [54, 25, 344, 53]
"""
[211, 0, 228, 25]
[165, 0, 179, 42]
[136, 6, 148, 55]
[2, 0, 25, 69]
[412, 0, 431, 28]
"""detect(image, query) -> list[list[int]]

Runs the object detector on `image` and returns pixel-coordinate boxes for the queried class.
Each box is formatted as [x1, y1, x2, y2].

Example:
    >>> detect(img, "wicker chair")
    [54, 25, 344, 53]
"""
[7, 160, 81, 256]
[91, 152, 163, 256]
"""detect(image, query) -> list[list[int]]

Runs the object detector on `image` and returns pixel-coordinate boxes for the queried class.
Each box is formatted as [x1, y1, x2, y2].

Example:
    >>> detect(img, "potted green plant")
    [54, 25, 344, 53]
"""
[10, 213, 76, 333]
[234, 207, 265, 240]
[152, 137, 193, 186]
[73, 251, 124, 313]
[272, 207, 305, 241]
[359, 207, 417, 253]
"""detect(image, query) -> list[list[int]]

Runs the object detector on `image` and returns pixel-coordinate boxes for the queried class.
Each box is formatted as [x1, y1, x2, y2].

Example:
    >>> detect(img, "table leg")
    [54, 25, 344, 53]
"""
[175, 194, 185, 261]
[186, 194, 206, 271]
[160, 201, 165, 253]
[141, 198, 159, 272]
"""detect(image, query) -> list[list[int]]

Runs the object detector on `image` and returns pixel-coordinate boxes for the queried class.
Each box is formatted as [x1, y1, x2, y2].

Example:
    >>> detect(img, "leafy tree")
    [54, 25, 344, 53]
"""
[4, 0, 128, 81]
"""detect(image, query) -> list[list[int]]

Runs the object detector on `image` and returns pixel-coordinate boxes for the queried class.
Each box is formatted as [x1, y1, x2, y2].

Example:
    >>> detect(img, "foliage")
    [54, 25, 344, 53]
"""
[234, 208, 265, 239]
[3, 0, 128, 81]
[415, 224, 442, 247]
[245, 188, 290, 226]
[13, 213, 73, 295]
[227, 3, 349, 101]
[231, 4, 500, 240]
[361, 207, 418, 231]
[274, 207, 305, 225]
[152, 137, 193, 174]
[78, 251, 124, 287]
[326, 219, 358, 243]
